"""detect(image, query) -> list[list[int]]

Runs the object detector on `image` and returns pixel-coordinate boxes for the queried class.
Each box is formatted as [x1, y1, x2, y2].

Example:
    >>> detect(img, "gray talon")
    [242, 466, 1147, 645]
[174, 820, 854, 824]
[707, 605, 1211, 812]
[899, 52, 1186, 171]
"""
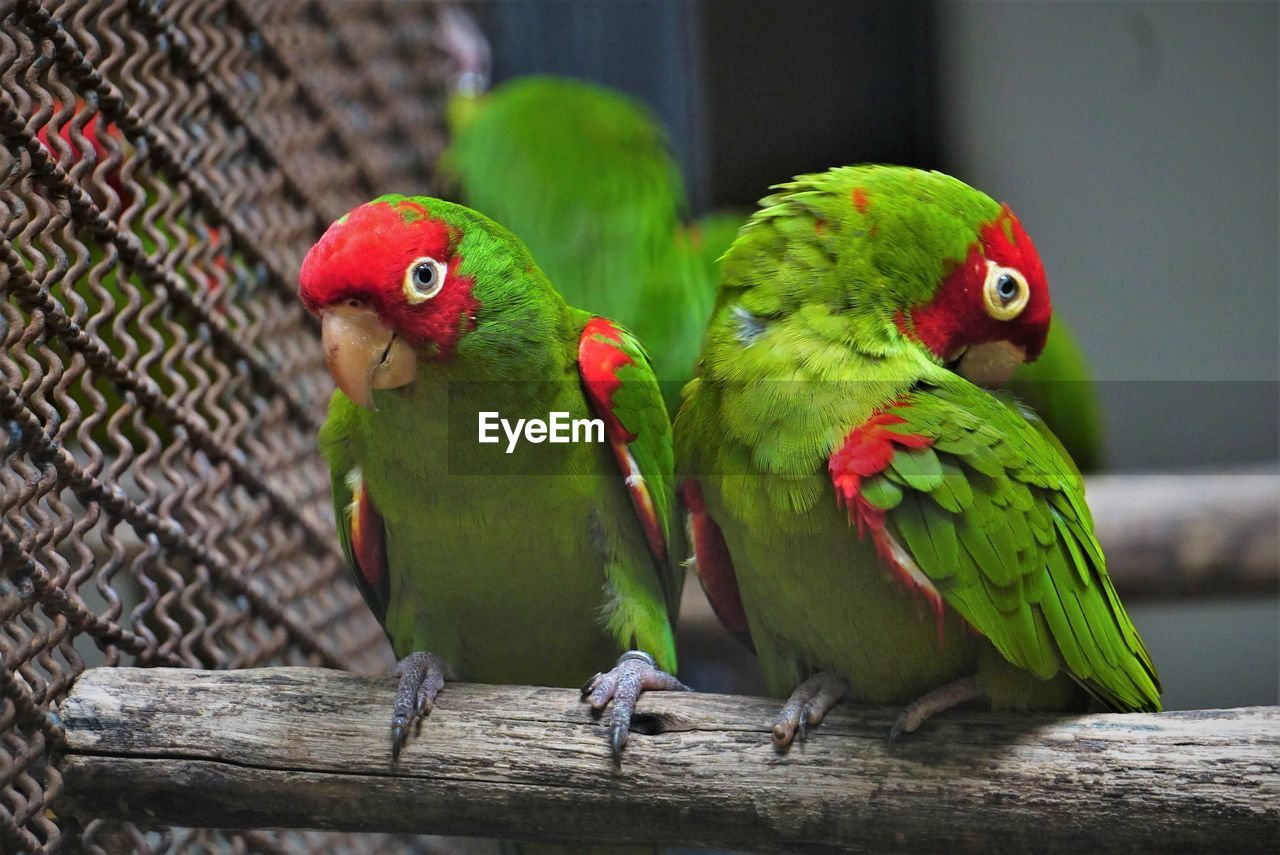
[580, 650, 689, 762]
[390, 651, 452, 757]
[772, 672, 849, 750]
[611, 723, 627, 762]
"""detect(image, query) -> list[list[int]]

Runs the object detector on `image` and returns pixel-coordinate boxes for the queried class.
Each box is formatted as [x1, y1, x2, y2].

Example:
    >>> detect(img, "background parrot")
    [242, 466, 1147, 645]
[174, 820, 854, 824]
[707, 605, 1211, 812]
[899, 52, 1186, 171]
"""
[298, 194, 687, 757]
[675, 166, 1159, 743]
[444, 75, 740, 409]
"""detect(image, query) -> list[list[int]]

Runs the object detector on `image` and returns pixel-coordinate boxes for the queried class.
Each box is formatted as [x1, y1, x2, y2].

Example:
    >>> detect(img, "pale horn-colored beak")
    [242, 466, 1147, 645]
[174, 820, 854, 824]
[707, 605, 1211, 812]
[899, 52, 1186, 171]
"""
[956, 340, 1026, 388]
[320, 304, 418, 409]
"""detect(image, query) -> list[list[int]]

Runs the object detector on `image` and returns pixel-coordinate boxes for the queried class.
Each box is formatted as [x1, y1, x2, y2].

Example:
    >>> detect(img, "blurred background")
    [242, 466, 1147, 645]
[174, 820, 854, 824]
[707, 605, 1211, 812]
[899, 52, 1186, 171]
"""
[477, 0, 1278, 710]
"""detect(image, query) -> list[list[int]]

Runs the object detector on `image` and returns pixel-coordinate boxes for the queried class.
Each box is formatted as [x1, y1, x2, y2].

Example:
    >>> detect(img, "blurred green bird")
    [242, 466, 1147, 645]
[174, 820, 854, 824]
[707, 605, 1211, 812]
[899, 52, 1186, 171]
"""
[443, 73, 1104, 468]
[444, 75, 737, 409]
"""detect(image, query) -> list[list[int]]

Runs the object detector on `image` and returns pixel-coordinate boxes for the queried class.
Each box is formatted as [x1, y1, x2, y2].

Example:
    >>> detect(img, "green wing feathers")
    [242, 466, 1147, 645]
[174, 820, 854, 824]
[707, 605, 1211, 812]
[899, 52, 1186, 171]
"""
[318, 396, 392, 631]
[579, 317, 685, 630]
[851, 380, 1160, 712]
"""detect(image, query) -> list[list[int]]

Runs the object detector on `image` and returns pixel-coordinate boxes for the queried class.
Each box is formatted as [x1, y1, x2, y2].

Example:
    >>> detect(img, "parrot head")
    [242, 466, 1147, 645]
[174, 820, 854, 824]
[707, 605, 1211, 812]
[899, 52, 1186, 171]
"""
[858, 166, 1052, 385]
[729, 166, 1053, 387]
[299, 194, 534, 408]
[900, 196, 1052, 386]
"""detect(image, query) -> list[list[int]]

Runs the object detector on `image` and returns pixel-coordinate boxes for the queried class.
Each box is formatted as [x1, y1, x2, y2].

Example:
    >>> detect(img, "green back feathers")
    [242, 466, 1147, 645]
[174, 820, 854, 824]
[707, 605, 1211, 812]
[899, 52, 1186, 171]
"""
[721, 166, 1000, 327]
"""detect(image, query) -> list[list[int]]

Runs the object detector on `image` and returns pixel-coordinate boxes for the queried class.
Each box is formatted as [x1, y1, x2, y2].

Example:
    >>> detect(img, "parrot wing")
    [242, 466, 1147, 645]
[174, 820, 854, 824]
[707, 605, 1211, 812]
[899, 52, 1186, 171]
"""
[320, 404, 391, 630]
[579, 316, 682, 618]
[829, 378, 1161, 712]
[678, 477, 753, 649]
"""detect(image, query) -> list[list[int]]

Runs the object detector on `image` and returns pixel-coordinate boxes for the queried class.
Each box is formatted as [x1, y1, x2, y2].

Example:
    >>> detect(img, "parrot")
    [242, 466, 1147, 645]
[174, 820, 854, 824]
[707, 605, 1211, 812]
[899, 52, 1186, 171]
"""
[674, 165, 1159, 745]
[443, 75, 1108, 470]
[23, 97, 234, 456]
[443, 74, 740, 409]
[298, 194, 687, 758]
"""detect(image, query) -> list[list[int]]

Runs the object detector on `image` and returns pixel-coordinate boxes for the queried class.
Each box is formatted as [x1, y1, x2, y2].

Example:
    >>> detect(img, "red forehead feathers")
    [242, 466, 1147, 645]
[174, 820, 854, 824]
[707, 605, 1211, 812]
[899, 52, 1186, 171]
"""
[299, 199, 450, 311]
[906, 206, 1052, 361]
[298, 199, 478, 355]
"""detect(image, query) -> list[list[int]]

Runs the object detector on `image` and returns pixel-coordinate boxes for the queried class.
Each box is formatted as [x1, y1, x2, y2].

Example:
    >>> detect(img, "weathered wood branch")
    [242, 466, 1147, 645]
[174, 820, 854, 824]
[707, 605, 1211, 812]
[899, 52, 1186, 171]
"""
[1085, 467, 1278, 597]
[57, 667, 1278, 853]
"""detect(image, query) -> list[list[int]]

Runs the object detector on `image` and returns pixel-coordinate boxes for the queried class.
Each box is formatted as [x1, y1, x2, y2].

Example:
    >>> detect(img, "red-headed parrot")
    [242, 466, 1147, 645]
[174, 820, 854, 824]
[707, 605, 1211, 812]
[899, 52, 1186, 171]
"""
[299, 195, 686, 757]
[675, 166, 1159, 744]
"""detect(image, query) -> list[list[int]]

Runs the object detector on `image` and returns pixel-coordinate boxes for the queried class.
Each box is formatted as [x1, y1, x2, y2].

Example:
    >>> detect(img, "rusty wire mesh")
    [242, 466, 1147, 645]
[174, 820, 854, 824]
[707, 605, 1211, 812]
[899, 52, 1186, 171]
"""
[0, 0, 461, 850]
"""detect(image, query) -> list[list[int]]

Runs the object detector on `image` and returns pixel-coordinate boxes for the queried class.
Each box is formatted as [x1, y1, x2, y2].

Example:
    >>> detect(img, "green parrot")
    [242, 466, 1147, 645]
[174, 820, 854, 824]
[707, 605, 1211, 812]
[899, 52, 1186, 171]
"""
[444, 75, 737, 407]
[298, 194, 687, 757]
[675, 166, 1159, 744]
[445, 74, 1108, 470]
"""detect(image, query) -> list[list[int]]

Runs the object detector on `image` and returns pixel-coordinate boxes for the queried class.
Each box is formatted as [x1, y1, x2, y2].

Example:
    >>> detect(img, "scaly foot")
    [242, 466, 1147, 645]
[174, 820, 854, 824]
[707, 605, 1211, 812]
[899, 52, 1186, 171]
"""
[391, 650, 456, 756]
[772, 671, 848, 748]
[889, 675, 983, 744]
[580, 650, 690, 762]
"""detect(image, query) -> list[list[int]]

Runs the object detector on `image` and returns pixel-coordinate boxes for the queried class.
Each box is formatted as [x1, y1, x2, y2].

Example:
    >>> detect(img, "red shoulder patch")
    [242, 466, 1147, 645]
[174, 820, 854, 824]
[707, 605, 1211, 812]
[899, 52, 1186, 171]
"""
[679, 479, 751, 646]
[579, 318, 666, 566]
[830, 406, 947, 637]
[579, 318, 636, 441]
[350, 476, 389, 609]
[829, 409, 932, 531]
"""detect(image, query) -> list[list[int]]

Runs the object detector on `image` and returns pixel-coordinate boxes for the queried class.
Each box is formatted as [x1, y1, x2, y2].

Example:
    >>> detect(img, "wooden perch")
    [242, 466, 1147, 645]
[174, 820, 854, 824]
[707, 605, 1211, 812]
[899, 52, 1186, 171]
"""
[1085, 467, 1278, 598]
[57, 667, 1278, 853]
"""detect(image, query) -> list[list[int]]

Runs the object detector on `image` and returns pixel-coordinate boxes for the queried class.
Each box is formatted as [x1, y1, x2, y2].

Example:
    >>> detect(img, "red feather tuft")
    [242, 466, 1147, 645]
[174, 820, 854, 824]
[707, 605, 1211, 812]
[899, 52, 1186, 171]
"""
[350, 477, 388, 605]
[830, 405, 948, 638]
[851, 186, 871, 214]
[679, 479, 751, 642]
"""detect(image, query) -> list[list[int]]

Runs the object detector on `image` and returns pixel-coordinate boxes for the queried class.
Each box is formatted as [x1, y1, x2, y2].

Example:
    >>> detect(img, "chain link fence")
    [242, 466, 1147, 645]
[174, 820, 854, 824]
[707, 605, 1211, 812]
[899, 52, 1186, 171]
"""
[0, 0, 460, 849]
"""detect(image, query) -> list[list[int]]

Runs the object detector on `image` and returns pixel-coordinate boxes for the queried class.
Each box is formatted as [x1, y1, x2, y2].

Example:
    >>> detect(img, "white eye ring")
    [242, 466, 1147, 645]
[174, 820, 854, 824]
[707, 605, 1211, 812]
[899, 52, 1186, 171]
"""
[982, 261, 1030, 321]
[403, 256, 447, 303]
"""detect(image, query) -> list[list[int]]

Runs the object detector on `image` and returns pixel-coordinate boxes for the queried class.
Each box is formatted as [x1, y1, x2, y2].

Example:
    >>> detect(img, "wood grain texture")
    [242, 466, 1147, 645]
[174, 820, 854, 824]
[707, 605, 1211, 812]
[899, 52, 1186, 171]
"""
[56, 667, 1279, 853]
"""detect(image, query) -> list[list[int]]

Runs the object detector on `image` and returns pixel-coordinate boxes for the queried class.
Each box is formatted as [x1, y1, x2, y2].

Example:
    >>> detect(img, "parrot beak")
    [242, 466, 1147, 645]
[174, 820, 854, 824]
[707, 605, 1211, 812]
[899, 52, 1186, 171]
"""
[320, 304, 418, 409]
[955, 340, 1026, 387]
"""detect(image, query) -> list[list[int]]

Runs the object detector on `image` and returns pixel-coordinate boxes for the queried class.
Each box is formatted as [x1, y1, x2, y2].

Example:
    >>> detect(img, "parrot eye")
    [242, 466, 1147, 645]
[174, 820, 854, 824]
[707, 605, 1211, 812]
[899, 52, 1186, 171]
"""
[403, 257, 447, 303]
[982, 262, 1029, 321]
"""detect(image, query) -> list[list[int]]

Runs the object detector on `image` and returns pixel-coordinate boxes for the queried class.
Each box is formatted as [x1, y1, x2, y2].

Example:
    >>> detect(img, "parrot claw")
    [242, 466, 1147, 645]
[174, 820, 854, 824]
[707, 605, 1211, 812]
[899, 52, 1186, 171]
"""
[390, 650, 455, 757]
[580, 650, 690, 764]
[772, 672, 848, 750]
[887, 675, 983, 747]
[580, 672, 604, 698]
